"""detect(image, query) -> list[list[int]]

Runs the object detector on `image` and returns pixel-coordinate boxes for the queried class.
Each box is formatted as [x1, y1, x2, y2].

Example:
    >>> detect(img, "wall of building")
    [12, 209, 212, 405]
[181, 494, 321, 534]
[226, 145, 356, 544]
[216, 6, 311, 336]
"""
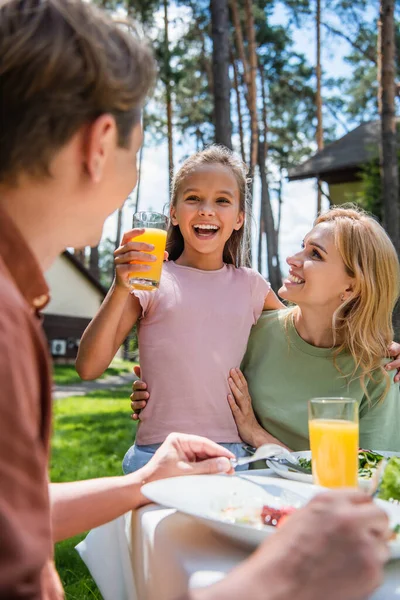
[43, 254, 104, 319]
[328, 181, 364, 205]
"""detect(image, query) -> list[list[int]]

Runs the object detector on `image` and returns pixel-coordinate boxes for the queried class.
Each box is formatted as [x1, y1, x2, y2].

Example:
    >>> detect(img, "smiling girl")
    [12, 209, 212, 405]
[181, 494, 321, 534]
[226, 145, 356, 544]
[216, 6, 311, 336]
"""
[76, 146, 283, 471]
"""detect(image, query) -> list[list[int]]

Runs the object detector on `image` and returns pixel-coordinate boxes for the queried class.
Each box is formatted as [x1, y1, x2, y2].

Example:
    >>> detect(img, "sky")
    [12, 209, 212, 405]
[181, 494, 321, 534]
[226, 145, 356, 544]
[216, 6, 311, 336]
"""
[101, 1, 370, 278]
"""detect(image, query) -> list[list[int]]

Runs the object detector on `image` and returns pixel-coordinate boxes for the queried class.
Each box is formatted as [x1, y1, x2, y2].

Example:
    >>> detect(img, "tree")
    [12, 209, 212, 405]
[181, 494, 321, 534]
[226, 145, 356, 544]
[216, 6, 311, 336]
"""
[89, 246, 100, 281]
[210, 0, 233, 148]
[73, 248, 86, 264]
[244, 0, 258, 176]
[378, 0, 399, 254]
[315, 0, 324, 215]
[231, 46, 246, 161]
[163, 0, 174, 189]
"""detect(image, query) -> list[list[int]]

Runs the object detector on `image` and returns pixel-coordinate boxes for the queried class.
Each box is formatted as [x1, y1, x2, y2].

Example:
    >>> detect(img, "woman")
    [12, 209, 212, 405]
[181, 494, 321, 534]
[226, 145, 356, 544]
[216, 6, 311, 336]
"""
[228, 206, 400, 452]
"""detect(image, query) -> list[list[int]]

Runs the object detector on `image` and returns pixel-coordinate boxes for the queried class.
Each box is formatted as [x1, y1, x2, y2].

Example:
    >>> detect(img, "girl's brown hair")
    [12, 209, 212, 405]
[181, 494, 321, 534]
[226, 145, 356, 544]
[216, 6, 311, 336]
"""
[166, 145, 251, 267]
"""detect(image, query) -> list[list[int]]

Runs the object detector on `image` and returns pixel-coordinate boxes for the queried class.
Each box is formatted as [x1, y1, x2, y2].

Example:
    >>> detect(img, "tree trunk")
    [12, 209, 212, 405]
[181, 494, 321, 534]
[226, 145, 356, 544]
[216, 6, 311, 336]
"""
[258, 67, 281, 289]
[378, 0, 399, 250]
[316, 0, 324, 216]
[134, 123, 145, 214]
[378, 0, 400, 335]
[231, 47, 246, 162]
[230, 0, 250, 89]
[74, 248, 86, 264]
[244, 0, 258, 177]
[258, 141, 282, 292]
[210, 0, 232, 149]
[115, 207, 123, 251]
[277, 165, 283, 241]
[164, 0, 174, 190]
[257, 205, 264, 273]
[89, 245, 100, 281]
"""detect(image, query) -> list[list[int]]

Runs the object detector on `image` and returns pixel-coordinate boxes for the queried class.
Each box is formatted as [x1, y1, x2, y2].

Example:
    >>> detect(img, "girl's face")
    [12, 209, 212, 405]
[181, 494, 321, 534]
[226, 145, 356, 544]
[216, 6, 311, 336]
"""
[170, 164, 244, 262]
[279, 222, 355, 312]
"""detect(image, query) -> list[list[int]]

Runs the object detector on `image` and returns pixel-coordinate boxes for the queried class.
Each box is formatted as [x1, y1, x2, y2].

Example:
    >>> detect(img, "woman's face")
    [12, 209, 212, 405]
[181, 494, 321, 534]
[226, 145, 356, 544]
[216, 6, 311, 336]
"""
[279, 222, 355, 312]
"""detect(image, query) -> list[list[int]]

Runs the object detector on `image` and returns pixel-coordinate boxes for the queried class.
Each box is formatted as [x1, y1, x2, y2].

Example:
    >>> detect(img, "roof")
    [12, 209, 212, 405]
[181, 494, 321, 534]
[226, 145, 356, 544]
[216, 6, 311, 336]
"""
[288, 118, 400, 181]
[62, 250, 108, 296]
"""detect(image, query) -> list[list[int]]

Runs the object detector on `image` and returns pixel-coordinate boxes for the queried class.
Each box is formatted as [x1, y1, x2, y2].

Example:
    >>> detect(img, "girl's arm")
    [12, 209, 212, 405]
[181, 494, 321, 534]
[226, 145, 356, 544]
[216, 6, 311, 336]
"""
[227, 368, 290, 450]
[263, 288, 285, 310]
[76, 229, 154, 380]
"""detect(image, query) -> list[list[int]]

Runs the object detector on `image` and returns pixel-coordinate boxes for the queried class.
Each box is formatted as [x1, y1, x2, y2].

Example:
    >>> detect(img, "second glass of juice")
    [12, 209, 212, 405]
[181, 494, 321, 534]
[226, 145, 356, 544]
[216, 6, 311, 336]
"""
[129, 211, 169, 291]
[308, 397, 359, 488]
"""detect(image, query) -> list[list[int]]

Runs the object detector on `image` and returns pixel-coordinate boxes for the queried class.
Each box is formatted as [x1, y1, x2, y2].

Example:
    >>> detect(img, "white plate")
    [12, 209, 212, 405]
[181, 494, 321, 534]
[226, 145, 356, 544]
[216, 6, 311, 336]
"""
[142, 473, 400, 559]
[266, 450, 400, 489]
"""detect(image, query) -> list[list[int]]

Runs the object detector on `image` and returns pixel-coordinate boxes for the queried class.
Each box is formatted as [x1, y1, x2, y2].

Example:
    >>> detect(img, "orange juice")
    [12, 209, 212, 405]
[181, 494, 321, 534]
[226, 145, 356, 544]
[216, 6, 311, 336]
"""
[309, 419, 359, 488]
[129, 228, 167, 291]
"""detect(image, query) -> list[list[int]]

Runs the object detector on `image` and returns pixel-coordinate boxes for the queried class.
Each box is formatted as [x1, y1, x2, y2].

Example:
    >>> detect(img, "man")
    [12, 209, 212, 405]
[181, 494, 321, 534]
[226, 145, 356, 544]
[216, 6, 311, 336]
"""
[0, 1, 392, 599]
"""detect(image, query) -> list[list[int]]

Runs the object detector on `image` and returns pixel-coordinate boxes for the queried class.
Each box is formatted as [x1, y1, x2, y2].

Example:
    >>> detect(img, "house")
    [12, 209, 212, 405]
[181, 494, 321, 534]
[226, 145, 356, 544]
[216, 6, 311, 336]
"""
[287, 119, 400, 204]
[42, 250, 107, 361]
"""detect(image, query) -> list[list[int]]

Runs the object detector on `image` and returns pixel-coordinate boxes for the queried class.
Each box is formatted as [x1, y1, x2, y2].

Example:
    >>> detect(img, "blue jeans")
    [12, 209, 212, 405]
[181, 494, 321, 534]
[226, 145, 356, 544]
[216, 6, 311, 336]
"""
[122, 441, 250, 474]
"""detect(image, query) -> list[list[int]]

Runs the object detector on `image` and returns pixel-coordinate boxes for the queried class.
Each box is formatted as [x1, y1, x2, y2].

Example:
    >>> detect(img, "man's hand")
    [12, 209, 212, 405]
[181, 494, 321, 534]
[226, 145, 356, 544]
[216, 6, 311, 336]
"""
[251, 489, 390, 600]
[130, 365, 148, 420]
[193, 489, 391, 600]
[138, 433, 235, 493]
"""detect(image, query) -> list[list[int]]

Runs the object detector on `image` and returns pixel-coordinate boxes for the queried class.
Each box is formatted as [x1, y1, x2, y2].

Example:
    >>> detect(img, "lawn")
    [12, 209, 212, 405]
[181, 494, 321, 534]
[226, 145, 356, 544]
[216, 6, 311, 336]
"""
[53, 358, 136, 386]
[51, 385, 137, 599]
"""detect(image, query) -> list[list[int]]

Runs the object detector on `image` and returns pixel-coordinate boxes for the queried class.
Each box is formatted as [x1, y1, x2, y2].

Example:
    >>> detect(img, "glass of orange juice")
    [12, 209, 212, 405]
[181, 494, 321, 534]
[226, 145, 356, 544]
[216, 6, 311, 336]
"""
[129, 211, 169, 291]
[308, 397, 359, 488]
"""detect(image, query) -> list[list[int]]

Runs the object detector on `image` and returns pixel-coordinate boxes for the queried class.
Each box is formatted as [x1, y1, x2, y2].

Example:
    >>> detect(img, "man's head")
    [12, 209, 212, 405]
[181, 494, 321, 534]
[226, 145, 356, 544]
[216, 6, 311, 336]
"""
[0, 0, 156, 248]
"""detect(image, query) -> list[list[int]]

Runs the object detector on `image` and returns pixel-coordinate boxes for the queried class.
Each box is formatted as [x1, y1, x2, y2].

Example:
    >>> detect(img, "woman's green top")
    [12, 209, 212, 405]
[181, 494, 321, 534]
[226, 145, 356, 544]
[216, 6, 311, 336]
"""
[242, 309, 400, 452]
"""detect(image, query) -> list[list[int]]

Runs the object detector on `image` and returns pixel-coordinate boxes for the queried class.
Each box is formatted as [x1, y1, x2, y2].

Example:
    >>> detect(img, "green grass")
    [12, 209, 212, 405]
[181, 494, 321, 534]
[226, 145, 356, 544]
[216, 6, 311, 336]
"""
[53, 359, 136, 386]
[51, 386, 137, 599]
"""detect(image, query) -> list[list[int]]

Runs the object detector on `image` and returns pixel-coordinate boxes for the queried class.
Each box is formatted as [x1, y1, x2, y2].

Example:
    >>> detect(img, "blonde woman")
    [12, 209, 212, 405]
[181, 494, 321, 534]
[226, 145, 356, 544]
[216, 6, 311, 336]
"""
[228, 206, 400, 451]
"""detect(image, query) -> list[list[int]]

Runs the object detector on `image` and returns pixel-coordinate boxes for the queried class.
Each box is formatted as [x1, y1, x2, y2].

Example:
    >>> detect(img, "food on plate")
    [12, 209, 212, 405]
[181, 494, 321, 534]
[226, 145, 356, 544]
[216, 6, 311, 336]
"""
[297, 451, 400, 501]
[221, 501, 400, 542]
[296, 450, 385, 480]
[379, 457, 400, 502]
[221, 504, 296, 529]
[261, 505, 296, 527]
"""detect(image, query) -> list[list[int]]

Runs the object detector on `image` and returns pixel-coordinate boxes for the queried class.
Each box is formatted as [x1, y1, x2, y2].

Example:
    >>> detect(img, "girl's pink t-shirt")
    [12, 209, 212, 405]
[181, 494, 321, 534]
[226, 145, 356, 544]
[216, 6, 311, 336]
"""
[133, 261, 270, 444]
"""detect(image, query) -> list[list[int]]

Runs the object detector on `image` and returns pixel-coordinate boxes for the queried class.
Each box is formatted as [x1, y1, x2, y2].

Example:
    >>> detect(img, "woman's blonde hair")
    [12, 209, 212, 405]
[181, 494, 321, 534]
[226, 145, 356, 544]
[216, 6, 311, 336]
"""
[314, 205, 400, 397]
[166, 145, 251, 267]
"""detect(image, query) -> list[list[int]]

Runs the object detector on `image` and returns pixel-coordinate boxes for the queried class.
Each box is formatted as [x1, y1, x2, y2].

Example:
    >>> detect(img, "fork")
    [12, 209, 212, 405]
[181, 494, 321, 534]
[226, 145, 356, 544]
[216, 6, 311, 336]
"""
[230, 443, 306, 470]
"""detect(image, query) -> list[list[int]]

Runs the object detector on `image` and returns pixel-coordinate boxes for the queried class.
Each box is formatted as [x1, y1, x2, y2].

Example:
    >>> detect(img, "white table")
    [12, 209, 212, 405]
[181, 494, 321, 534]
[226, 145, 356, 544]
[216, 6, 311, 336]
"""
[76, 472, 400, 600]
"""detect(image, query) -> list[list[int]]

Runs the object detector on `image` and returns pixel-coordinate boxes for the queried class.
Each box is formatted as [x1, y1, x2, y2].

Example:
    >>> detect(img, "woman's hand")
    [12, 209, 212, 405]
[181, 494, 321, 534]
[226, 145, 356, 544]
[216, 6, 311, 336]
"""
[130, 365, 148, 420]
[228, 368, 288, 450]
[139, 433, 235, 487]
[386, 341, 400, 383]
[227, 368, 265, 447]
[113, 229, 157, 290]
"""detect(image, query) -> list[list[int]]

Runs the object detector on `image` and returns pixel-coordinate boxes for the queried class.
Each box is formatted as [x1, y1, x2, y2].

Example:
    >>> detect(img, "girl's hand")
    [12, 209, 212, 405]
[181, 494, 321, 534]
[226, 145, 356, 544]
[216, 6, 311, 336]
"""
[130, 365, 149, 420]
[113, 229, 157, 290]
[227, 368, 264, 446]
[386, 341, 400, 383]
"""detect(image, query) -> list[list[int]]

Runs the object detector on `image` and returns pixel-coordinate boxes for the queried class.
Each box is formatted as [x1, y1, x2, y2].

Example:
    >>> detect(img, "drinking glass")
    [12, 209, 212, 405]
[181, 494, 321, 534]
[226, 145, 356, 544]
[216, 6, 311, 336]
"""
[129, 211, 169, 291]
[308, 397, 359, 488]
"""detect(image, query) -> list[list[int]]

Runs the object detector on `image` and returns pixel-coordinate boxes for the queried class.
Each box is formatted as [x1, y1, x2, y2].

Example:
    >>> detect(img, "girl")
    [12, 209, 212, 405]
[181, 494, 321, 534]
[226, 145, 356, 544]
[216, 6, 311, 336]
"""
[227, 206, 400, 452]
[76, 145, 283, 471]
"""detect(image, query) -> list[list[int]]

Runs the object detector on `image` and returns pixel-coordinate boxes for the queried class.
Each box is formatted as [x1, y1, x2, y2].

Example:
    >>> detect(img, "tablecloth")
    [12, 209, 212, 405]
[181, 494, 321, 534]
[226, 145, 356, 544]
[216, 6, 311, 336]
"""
[76, 472, 400, 600]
